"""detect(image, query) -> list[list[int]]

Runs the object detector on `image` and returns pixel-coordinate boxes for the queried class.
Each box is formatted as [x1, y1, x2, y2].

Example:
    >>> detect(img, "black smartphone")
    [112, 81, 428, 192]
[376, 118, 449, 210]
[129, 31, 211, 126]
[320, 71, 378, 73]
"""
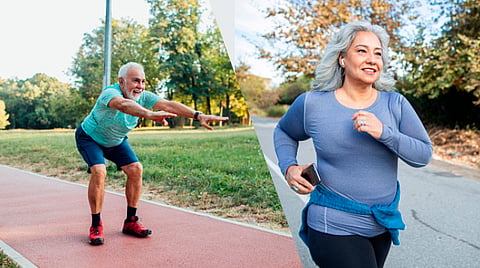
[301, 164, 321, 186]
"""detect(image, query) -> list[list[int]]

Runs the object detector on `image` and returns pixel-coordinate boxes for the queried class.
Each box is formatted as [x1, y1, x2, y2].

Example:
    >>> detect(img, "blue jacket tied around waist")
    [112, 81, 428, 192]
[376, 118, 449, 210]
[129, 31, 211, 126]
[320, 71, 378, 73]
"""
[299, 181, 405, 246]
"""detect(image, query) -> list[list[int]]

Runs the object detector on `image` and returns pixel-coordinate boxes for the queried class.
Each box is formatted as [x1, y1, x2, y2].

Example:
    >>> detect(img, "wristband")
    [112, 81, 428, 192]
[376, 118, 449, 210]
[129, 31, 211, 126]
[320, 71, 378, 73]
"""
[193, 111, 202, 121]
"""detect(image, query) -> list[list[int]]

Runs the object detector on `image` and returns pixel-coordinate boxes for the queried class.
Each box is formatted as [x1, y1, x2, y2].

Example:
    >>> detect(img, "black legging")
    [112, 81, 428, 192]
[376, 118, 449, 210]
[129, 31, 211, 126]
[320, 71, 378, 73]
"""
[307, 226, 392, 268]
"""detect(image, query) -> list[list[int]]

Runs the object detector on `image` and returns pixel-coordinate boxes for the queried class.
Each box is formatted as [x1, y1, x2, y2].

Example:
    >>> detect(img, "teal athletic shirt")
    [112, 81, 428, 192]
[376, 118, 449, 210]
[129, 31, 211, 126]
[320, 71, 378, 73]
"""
[80, 83, 160, 147]
[274, 90, 432, 238]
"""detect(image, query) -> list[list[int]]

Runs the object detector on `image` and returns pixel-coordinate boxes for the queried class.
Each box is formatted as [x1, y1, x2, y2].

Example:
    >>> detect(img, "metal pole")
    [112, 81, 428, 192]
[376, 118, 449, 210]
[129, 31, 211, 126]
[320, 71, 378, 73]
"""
[103, 0, 112, 88]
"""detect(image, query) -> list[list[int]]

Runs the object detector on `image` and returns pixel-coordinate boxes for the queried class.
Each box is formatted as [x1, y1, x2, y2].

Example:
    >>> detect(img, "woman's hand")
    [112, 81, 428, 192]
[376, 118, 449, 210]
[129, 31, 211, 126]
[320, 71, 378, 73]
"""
[285, 164, 315, 194]
[352, 110, 383, 139]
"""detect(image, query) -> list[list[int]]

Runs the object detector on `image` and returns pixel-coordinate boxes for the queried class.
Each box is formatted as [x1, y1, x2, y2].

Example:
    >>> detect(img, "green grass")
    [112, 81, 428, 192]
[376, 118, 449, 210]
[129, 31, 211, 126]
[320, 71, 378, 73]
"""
[0, 128, 287, 229]
[0, 251, 19, 268]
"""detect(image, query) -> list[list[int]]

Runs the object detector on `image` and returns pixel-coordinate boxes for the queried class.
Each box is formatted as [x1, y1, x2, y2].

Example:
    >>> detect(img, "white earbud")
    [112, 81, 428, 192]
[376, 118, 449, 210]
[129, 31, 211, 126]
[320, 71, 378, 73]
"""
[341, 59, 345, 66]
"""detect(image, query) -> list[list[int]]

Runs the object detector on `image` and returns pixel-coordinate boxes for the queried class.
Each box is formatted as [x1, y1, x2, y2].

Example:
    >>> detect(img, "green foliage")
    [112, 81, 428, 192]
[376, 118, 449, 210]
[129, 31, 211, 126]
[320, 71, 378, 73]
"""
[0, 74, 84, 129]
[147, 0, 243, 119]
[2, 2, 248, 129]
[267, 105, 288, 118]
[276, 74, 311, 105]
[0, 250, 20, 268]
[399, 0, 480, 126]
[148, 0, 201, 102]
[70, 19, 160, 106]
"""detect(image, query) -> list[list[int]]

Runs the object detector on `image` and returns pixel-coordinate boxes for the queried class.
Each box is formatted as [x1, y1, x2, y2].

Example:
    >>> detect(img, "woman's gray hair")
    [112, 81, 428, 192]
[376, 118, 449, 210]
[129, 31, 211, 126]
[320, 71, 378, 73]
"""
[118, 62, 144, 79]
[310, 21, 395, 91]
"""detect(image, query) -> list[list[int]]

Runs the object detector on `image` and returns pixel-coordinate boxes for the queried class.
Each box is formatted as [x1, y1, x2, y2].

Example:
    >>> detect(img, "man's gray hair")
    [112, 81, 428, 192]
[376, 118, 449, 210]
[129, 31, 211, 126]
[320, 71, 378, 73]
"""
[118, 62, 144, 79]
[310, 21, 395, 92]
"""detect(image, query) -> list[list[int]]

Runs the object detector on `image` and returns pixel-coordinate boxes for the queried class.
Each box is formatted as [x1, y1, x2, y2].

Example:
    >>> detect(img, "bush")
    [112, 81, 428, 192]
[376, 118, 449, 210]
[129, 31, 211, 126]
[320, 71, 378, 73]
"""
[267, 105, 288, 117]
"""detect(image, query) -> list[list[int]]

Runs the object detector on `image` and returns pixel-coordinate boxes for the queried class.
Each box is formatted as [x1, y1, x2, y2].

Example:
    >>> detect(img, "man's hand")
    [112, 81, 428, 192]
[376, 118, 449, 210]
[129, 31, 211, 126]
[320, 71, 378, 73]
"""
[197, 114, 229, 130]
[285, 164, 315, 195]
[147, 111, 177, 126]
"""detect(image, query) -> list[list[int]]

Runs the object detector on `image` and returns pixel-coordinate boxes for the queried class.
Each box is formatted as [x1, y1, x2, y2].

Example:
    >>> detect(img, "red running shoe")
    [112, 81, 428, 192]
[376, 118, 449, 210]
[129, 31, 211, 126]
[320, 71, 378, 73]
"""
[89, 222, 104, 245]
[122, 216, 152, 237]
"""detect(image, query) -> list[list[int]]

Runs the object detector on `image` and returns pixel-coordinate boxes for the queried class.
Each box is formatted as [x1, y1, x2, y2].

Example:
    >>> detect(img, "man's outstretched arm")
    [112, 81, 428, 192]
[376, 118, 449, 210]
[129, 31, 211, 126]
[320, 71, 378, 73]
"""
[153, 99, 228, 130]
[109, 96, 176, 124]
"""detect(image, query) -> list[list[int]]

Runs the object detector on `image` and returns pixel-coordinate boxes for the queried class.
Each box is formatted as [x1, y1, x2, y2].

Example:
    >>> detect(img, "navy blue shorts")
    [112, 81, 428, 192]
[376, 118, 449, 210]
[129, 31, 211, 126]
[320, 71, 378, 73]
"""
[75, 126, 139, 173]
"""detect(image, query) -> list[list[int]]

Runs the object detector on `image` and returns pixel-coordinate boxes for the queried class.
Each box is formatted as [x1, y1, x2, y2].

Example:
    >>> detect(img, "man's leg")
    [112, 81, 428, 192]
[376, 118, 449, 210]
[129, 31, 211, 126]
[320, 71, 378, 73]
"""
[75, 127, 107, 245]
[122, 162, 143, 209]
[87, 164, 107, 245]
[121, 162, 152, 237]
[88, 164, 107, 214]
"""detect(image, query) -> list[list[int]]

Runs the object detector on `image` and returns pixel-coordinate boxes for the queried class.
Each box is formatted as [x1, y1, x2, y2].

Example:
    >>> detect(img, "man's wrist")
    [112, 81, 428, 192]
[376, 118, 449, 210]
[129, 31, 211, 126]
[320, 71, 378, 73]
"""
[193, 111, 202, 121]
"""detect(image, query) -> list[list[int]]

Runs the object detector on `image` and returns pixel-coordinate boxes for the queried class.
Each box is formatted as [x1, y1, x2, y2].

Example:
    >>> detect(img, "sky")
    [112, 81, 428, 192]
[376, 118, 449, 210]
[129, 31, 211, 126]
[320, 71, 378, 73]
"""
[234, 0, 285, 86]
[0, 0, 150, 84]
[0, 0, 442, 89]
[0, 0, 282, 87]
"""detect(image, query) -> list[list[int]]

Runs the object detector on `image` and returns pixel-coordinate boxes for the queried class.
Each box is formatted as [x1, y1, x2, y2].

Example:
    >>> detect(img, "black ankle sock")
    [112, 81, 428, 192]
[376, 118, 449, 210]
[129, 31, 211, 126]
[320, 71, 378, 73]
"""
[92, 213, 101, 227]
[127, 206, 137, 220]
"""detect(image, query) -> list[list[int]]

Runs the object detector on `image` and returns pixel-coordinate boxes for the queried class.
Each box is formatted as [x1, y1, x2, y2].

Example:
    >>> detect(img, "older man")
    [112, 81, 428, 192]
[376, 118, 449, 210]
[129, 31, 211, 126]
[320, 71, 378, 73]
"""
[75, 62, 227, 245]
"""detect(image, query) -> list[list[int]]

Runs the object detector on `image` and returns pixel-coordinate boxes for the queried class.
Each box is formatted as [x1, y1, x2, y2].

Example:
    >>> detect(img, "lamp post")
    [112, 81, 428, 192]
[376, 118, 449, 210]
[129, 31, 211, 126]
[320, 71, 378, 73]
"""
[103, 0, 112, 89]
[191, 60, 201, 110]
[192, 60, 201, 128]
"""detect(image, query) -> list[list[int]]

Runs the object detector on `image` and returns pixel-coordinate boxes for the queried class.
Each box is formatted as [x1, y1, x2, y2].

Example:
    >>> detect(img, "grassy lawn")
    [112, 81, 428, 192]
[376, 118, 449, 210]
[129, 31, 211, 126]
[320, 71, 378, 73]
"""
[0, 251, 19, 268]
[0, 127, 287, 231]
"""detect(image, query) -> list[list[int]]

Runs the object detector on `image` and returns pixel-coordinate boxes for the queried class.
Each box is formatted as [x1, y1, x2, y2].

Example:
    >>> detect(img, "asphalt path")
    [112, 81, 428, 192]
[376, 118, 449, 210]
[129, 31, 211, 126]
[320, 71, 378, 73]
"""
[252, 116, 480, 268]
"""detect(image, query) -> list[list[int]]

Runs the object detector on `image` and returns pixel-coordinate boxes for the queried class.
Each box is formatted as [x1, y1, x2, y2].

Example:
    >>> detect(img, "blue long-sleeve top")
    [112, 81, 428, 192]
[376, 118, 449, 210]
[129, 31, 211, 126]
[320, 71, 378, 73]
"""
[274, 90, 433, 237]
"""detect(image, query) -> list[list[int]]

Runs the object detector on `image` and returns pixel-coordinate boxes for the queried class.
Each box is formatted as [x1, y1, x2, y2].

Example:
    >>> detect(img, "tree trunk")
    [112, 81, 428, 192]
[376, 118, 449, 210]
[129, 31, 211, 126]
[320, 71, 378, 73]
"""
[219, 101, 223, 127]
[206, 87, 212, 115]
[225, 93, 231, 125]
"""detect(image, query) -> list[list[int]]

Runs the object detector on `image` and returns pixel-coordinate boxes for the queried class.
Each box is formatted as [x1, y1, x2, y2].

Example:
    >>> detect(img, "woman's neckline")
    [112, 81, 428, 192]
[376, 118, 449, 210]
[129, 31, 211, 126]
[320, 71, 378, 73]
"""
[332, 89, 380, 110]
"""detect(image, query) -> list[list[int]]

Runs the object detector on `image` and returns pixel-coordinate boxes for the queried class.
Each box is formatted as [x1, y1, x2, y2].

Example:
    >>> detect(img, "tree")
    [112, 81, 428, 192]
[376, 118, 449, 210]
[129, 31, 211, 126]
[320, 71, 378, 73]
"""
[70, 19, 160, 106]
[399, 0, 480, 127]
[235, 63, 270, 115]
[148, 0, 201, 105]
[148, 0, 248, 125]
[259, 0, 417, 79]
[0, 74, 79, 129]
[276, 75, 311, 105]
[402, 0, 479, 100]
[196, 26, 241, 116]
[0, 100, 9, 129]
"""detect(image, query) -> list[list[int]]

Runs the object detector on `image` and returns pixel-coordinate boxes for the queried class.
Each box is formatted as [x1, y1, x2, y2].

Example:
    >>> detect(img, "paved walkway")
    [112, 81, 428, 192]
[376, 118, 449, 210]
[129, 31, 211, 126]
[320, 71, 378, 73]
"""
[0, 165, 301, 267]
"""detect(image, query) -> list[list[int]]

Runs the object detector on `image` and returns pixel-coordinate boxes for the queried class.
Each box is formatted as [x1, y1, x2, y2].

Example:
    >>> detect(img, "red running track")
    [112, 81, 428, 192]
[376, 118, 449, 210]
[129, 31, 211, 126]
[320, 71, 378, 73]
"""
[0, 165, 301, 267]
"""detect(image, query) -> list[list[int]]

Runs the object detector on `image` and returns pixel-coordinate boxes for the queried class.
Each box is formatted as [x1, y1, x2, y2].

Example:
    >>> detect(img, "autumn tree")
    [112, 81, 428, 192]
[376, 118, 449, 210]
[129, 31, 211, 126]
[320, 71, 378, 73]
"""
[0, 100, 9, 129]
[399, 0, 480, 127]
[235, 63, 278, 116]
[260, 0, 416, 79]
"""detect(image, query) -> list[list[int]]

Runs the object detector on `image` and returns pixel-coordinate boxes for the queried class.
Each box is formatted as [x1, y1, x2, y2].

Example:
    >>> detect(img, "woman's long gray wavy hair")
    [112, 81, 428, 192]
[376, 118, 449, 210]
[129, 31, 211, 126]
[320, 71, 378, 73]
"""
[310, 21, 395, 92]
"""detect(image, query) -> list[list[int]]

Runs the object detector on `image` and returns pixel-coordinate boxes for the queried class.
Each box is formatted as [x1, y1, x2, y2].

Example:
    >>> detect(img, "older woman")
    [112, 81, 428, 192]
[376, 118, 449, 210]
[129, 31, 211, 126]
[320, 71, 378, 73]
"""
[274, 21, 432, 267]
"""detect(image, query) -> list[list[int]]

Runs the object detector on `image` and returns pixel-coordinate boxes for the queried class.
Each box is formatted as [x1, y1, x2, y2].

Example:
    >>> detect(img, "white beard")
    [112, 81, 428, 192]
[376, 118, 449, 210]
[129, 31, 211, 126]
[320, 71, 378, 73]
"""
[125, 90, 141, 101]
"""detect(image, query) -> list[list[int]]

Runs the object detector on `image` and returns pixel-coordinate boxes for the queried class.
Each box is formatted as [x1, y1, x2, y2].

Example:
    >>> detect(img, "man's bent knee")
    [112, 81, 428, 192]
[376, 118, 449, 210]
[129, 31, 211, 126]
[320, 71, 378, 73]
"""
[122, 162, 143, 178]
[90, 164, 107, 181]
